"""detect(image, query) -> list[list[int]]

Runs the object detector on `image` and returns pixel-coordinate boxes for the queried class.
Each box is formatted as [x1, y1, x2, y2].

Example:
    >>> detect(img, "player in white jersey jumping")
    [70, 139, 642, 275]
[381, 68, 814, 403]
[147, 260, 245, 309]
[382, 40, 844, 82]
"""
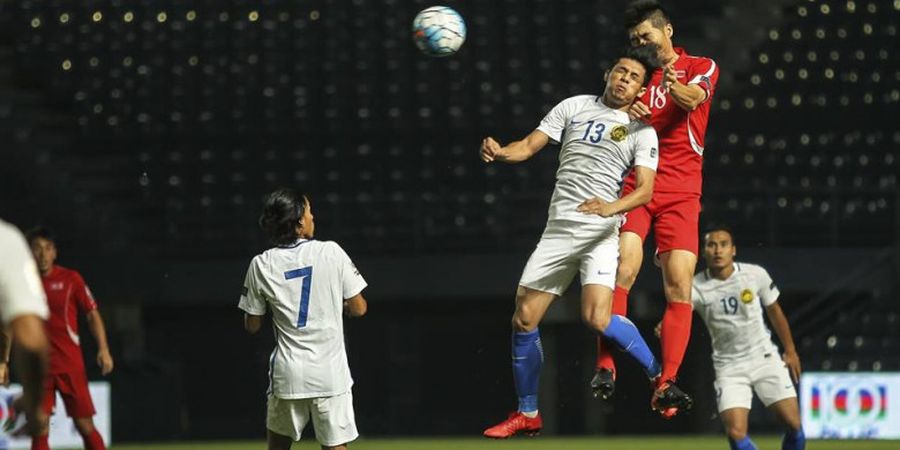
[0, 219, 50, 436]
[239, 190, 368, 450]
[689, 225, 805, 450]
[481, 46, 690, 439]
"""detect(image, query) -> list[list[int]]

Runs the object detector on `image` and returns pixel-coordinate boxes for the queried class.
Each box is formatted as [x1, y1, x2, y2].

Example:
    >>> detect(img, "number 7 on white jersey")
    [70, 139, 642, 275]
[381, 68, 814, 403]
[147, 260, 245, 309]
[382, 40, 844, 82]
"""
[285, 266, 313, 328]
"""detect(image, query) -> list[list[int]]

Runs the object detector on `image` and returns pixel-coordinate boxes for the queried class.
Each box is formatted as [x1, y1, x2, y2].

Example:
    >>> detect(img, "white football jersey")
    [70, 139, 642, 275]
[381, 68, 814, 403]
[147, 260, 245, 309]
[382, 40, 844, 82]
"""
[238, 239, 367, 399]
[691, 262, 781, 371]
[537, 95, 659, 225]
[0, 220, 49, 326]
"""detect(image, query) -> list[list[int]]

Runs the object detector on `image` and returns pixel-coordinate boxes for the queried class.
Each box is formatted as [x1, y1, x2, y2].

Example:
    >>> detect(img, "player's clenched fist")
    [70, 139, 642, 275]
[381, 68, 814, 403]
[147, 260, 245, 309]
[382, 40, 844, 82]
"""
[480, 137, 502, 162]
[628, 100, 652, 121]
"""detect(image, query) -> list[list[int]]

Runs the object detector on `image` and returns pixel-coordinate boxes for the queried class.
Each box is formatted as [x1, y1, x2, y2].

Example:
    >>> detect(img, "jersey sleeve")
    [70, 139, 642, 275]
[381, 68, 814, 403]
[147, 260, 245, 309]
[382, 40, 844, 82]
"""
[72, 272, 99, 313]
[536, 96, 580, 144]
[632, 125, 659, 171]
[0, 228, 49, 326]
[690, 282, 705, 308]
[687, 57, 719, 104]
[238, 257, 269, 316]
[755, 267, 780, 306]
[332, 243, 367, 299]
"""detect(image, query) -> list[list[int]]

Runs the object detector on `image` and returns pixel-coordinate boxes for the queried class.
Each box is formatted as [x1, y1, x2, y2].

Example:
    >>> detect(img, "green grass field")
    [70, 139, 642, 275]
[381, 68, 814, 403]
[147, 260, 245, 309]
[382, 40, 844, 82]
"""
[108, 436, 900, 450]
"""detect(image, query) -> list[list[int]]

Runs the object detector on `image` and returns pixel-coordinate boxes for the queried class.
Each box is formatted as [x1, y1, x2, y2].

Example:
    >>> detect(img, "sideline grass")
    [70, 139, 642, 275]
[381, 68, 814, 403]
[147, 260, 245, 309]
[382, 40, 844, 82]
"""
[109, 436, 900, 450]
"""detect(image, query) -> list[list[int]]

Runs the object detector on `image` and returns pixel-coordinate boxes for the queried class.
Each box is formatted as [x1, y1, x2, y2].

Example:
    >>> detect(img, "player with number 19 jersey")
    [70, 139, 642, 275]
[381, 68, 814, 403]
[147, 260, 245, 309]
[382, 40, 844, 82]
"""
[238, 239, 367, 399]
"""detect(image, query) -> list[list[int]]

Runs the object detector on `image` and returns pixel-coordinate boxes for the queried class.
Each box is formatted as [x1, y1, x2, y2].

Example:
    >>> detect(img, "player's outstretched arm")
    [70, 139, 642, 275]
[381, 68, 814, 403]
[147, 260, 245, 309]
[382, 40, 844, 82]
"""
[480, 130, 549, 164]
[86, 309, 114, 376]
[765, 302, 801, 384]
[9, 314, 49, 436]
[344, 293, 367, 318]
[577, 166, 656, 217]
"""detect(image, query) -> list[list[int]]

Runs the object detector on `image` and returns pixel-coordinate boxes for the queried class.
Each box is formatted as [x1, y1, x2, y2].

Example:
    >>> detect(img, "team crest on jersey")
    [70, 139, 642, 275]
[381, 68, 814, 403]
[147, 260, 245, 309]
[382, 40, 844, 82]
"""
[610, 125, 628, 142]
[740, 288, 754, 304]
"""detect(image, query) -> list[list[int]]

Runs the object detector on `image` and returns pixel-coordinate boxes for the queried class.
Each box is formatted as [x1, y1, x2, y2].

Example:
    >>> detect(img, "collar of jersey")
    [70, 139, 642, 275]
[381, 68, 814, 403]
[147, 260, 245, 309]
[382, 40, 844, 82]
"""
[706, 262, 740, 281]
[594, 96, 630, 122]
[278, 239, 310, 249]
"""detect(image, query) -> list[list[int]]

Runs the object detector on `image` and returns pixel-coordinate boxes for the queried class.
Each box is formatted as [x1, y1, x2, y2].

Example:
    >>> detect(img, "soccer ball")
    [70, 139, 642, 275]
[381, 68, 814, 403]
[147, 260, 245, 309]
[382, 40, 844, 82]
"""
[412, 6, 466, 57]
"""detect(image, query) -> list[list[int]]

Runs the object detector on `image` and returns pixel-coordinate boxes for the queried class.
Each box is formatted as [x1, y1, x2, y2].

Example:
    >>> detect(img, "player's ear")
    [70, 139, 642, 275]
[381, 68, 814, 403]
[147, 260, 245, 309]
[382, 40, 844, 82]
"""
[665, 23, 674, 39]
[603, 70, 610, 83]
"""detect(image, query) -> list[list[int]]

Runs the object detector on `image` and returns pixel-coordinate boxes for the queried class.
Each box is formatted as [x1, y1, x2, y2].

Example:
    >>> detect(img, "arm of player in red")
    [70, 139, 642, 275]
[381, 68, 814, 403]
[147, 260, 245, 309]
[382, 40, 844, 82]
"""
[86, 310, 114, 376]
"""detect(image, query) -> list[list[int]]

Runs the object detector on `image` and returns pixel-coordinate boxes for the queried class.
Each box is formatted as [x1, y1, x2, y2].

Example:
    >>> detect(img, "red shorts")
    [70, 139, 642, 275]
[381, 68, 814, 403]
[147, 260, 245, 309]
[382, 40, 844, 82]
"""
[42, 370, 96, 417]
[620, 190, 702, 255]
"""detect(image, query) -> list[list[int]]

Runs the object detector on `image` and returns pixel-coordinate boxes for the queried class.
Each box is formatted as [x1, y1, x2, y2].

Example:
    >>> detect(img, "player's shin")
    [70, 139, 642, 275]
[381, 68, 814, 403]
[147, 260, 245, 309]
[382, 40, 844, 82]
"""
[512, 329, 543, 415]
[82, 428, 106, 450]
[594, 286, 630, 371]
[599, 315, 660, 378]
[728, 436, 758, 450]
[660, 301, 693, 382]
[782, 428, 805, 450]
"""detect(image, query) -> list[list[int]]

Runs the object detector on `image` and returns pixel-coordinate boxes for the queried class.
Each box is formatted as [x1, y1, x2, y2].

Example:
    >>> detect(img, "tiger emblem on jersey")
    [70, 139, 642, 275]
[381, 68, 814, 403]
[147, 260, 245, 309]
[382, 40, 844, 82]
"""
[740, 288, 754, 304]
[610, 125, 628, 142]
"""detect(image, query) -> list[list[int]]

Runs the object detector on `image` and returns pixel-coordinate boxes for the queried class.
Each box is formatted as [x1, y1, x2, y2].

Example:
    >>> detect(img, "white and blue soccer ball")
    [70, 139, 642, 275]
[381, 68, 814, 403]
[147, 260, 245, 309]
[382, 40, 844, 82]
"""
[412, 6, 466, 57]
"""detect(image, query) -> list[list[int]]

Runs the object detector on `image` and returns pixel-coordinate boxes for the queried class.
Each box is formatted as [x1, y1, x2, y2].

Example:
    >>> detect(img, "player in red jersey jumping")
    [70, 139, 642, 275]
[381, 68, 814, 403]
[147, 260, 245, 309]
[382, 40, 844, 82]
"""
[26, 227, 113, 450]
[591, 0, 719, 418]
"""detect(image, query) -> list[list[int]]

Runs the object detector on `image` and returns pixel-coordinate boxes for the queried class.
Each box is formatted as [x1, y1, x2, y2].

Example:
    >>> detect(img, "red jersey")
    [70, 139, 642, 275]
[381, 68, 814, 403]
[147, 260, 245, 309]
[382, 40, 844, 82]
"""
[40, 265, 98, 374]
[624, 47, 719, 194]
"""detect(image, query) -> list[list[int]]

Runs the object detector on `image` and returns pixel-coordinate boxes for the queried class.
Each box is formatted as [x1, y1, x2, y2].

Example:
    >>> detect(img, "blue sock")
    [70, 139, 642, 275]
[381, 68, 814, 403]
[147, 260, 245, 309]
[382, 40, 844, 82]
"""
[782, 429, 805, 450]
[601, 315, 661, 378]
[512, 328, 543, 413]
[729, 436, 758, 450]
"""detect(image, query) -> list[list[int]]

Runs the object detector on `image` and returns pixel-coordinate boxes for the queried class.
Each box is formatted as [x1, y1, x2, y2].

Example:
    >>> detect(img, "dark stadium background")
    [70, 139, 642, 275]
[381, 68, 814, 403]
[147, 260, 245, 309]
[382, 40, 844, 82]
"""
[0, 0, 896, 443]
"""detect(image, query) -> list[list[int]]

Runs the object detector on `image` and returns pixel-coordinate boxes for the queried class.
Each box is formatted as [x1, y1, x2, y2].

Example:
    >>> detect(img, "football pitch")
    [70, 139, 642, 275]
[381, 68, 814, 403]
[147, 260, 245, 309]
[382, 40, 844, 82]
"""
[109, 436, 900, 450]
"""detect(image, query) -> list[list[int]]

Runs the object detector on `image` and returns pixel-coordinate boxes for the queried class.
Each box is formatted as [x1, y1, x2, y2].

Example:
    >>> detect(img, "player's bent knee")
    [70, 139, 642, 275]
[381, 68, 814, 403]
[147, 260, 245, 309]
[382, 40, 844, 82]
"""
[511, 313, 538, 332]
[725, 425, 747, 441]
[663, 279, 693, 302]
[581, 310, 611, 332]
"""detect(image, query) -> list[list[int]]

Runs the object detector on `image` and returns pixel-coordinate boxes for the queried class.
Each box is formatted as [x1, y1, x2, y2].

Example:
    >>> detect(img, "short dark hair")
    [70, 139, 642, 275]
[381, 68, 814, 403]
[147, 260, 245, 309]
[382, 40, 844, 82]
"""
[703, 224, 734, 243]
[615, 45, 662, 86]
[258, 189, 308, 246]
[25, 225, 55, 244]
[625, 0, 670, 30]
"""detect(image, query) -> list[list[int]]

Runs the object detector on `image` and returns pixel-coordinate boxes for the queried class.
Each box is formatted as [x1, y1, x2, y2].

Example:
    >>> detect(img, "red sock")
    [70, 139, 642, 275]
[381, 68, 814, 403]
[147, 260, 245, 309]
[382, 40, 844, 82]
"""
[594, 286, 630, 371]
[82, 429, 106, 450]
[659, 301, 693, 383]
[31, 434, 49, 450]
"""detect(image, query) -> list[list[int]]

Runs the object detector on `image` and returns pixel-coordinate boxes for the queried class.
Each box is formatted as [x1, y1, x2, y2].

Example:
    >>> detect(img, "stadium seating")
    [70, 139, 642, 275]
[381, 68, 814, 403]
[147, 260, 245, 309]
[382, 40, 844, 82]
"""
[9, 0, 898, 255]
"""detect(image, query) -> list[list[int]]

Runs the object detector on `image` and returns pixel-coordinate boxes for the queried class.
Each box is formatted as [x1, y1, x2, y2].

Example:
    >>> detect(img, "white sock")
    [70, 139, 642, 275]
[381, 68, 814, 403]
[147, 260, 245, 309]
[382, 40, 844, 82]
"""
[521, 410, 539, 418]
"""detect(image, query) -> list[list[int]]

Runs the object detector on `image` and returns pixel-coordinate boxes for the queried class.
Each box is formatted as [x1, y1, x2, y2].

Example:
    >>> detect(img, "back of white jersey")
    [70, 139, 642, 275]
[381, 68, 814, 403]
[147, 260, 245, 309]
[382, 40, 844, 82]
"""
[537, 95, 658, 225]
[238, 239, 367, 399]
[0, 220, 49, 326]
[692, 262, 781, 371]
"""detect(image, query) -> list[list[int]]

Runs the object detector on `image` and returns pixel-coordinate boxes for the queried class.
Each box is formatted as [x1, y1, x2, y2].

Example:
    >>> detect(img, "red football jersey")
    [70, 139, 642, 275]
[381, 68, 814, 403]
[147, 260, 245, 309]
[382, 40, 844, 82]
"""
[40, 265, 98, 374]
[624, 47, 719, 195]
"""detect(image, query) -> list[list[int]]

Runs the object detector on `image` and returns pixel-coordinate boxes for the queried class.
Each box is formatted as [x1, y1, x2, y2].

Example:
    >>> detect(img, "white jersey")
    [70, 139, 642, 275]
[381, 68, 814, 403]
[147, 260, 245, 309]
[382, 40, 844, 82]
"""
[0, 220, 49, 326]
[537, 95, 659, 225]
[238, 239, 367, 399]
[691, 262, 781, 371]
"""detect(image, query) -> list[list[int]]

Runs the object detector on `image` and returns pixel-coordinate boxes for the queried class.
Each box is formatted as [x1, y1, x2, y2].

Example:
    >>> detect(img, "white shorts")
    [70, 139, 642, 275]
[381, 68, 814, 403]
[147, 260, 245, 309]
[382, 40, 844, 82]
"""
[714, 354, 797, 412]
[519, 219, 619, 295]
[267, 391, 359, 446]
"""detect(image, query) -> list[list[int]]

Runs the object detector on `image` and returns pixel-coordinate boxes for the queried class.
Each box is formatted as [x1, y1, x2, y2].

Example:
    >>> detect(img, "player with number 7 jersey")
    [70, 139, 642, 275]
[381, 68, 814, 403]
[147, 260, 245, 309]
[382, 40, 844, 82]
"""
[239, 189, 368, 450]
